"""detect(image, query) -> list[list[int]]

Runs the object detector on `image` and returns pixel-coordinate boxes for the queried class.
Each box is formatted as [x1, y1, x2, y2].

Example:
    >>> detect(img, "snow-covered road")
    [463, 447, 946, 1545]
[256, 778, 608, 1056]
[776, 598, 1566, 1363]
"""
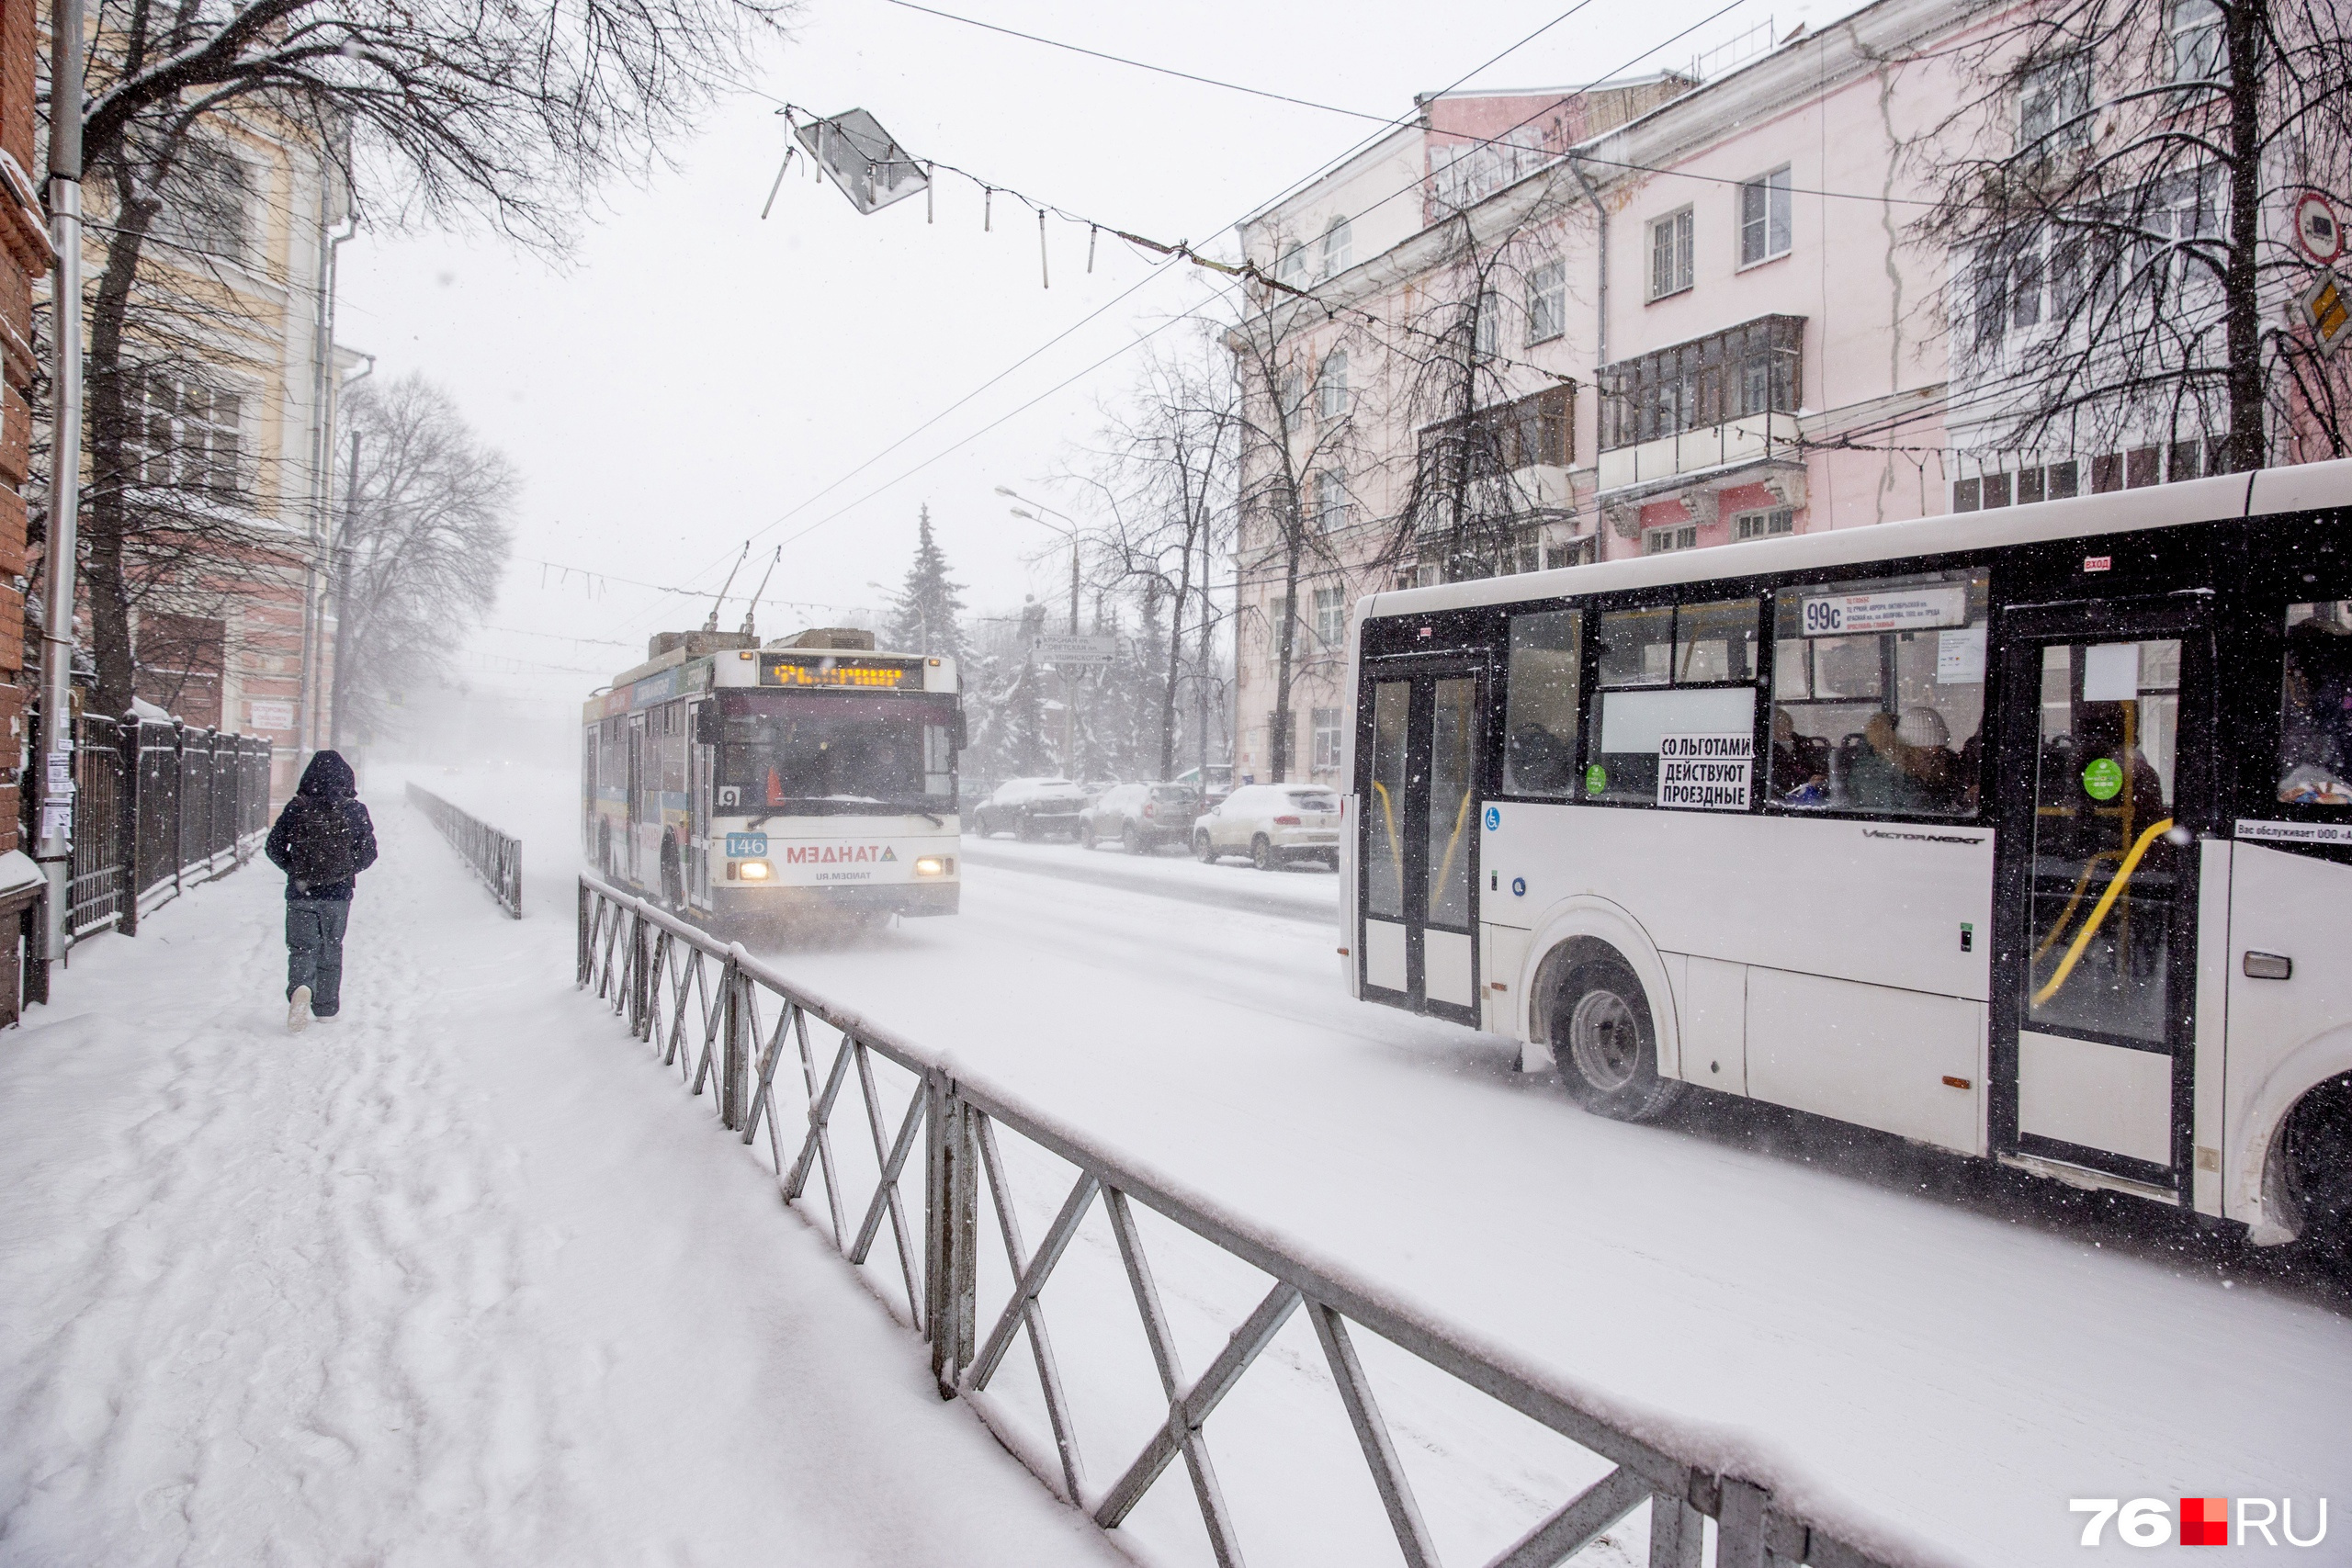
[0, 801, 1124, 1568]
[11, 762, 2343, 1568]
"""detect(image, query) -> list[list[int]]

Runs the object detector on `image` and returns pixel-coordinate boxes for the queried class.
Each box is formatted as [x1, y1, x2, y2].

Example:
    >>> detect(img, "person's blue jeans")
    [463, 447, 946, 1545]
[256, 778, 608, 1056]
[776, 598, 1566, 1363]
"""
[287, 898, 351, 1017]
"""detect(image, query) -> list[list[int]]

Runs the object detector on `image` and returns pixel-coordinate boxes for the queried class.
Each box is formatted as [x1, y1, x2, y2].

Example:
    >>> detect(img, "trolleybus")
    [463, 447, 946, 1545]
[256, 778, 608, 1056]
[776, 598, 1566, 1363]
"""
[584, 626, 963, 926]
[1341, 459, 2352, 1259]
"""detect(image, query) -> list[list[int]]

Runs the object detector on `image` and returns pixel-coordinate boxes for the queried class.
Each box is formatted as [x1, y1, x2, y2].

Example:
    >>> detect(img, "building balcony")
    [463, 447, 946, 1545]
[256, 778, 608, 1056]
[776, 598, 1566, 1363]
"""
[1593, 410, 1802, 497]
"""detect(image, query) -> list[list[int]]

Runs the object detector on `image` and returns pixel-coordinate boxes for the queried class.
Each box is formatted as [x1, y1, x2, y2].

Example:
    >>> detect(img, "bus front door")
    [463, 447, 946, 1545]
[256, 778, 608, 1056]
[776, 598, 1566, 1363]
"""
[1360, 662, 1485, 1023]
[1990, 601, 2210, 1196]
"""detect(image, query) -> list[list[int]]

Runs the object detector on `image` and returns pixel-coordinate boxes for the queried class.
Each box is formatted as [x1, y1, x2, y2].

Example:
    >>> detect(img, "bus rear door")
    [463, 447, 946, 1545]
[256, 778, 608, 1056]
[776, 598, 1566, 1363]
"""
[1359, 656, 1487, 1023]
[1989, 598, 2211, 1197]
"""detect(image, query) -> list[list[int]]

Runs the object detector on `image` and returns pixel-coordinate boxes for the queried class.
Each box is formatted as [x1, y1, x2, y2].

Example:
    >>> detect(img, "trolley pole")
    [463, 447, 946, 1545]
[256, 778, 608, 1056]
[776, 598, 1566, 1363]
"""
[36, 0, 86, 977]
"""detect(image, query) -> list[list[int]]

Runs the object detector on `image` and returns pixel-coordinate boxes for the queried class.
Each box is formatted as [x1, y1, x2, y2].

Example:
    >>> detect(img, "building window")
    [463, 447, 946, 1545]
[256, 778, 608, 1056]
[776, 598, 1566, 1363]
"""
[1526, 261, 1566, 344]
[1952, 477, 1982, 512]
[1316, 348, 1350, 421]
[1645, 523, 1699, 554]
[2168, 0, 2225, 81]
[1313, 586, 1346, 647]
[128, 373, 244, 499]
[1649, 208, 1694, 299]
[2018, 54, 2091, 157]
[1737, 167, 1792, 267]
[2047, 459, 2081, 498]
[1277, 243, 1308, 288]
[1314, 468, 1350, 531]
[1734, 507, 1794, 540]
[1475, 289, 1500, 357]
[1310, 707, 1343, 773]
[1277, 369, 1305, 423]
[1597, 315, 1802, 451]
[1320, 217, 1353, 276]
[153, 141, 252, 261]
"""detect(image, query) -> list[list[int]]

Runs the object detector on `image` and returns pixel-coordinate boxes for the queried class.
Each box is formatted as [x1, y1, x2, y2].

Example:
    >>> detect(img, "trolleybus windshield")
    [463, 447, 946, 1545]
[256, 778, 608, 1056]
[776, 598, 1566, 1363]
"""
[715, 690, 957, 817]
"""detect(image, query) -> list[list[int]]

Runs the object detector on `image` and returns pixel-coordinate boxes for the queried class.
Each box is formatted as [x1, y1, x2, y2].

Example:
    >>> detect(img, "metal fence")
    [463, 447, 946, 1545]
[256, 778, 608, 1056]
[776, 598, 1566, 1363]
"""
[574, 872, 1918, 1568]
[408, 783, 523, 918]
[68, 714, 273, 942]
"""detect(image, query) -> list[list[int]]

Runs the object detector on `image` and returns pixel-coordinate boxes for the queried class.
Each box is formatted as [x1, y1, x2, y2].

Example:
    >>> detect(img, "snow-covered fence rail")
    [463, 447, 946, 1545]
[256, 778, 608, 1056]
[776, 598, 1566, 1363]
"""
[406, 784, 522, 918]
[573, 871, 1926, 1568]
[67, 713, 271, 944]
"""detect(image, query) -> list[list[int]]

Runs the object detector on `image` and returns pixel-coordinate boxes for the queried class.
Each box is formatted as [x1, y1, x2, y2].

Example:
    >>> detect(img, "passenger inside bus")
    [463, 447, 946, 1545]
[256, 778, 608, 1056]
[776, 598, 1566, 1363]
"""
[1846, 707, 1966, 813]
[2279, 603, 2352, 806]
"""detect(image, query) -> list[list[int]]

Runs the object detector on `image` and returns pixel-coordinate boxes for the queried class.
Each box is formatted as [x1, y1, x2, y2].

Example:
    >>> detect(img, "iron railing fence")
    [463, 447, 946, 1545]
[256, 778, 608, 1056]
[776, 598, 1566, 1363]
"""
[67, 714, 271, 942]
[573, 873, 1923, 1568]
[408, 783, 523, 918]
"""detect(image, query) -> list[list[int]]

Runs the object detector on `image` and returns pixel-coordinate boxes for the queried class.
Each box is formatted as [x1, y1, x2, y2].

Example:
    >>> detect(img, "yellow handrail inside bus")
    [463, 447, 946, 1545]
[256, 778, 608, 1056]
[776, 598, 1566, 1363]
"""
[1371, 780, 1403, 906]
[1429, 783, 1476, 911]
[2030, 817, 2173, 1009]
[2032, 848, 2123, 960]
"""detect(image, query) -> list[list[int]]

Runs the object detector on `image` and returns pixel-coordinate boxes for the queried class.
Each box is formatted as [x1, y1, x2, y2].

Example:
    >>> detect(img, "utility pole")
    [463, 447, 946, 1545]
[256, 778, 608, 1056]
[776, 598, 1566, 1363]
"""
[1065, 532, 1079, 779]
[35, 0, 86, 981]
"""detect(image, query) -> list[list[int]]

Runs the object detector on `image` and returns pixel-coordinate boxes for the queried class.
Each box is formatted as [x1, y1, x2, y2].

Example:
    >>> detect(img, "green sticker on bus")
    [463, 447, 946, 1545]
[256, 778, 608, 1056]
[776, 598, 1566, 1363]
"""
[2082, 757, 2123, 801]
[1585, 764, 1608, 795]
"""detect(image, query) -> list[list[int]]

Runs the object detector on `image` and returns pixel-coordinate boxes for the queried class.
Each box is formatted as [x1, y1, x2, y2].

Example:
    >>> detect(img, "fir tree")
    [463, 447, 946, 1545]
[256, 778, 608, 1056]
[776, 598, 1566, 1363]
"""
[885, 506, 968, 661]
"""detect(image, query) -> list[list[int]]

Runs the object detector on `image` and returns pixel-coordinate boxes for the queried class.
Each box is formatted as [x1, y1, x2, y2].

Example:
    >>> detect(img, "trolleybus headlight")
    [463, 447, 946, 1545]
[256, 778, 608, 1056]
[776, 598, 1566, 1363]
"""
[732, 860, 772, 881]
[915, 855, 950, 876]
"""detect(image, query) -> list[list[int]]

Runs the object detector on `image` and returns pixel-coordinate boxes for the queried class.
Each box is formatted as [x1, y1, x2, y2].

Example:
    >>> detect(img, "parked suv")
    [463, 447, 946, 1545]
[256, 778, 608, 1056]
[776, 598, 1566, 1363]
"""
[1193, 783, 1341, 870]
[1079, 783, 1201, 852]
[970, 777, 1089, 840]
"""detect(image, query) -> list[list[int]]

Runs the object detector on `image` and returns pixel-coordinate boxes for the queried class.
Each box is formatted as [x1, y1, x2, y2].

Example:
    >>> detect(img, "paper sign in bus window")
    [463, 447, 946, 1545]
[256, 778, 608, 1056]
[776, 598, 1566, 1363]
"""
[1936, 626, 1987, 684]
[1657, 733, 1753, 810]
[1799, 585, 1968, 636]
[2082, 642, 2141, 702]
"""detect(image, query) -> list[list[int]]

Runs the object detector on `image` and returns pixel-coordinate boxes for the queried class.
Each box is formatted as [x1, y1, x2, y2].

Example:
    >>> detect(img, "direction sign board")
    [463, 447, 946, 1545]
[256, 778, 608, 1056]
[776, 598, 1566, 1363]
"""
[1033, 633, 1118, 668]
[2297, 269, 2351, 357]
[792, 108, 929, 216]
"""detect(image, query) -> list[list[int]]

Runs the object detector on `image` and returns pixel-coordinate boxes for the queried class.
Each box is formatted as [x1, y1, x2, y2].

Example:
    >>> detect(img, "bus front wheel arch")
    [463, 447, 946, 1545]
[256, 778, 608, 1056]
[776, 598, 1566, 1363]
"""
[2274, 1074, 2352, 1279]
[1533, 937, 1686, 1123]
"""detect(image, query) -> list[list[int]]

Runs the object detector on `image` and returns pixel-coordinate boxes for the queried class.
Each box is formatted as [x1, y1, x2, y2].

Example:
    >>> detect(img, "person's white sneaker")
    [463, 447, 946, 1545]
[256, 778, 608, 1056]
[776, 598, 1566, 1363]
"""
[288, 986, 312, 1033]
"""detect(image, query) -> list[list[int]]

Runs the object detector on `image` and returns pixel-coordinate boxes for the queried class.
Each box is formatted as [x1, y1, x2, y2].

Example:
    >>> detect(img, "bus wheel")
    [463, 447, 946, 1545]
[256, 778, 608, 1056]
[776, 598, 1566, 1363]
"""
[1554, 958, 1684, 1123]
[2282, 1075, 2352, 1280]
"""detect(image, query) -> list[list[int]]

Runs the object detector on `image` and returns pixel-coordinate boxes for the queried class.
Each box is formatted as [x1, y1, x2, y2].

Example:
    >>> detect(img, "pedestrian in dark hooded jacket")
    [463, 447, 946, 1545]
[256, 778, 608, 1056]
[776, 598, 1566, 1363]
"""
[264, 750, 379, 1032]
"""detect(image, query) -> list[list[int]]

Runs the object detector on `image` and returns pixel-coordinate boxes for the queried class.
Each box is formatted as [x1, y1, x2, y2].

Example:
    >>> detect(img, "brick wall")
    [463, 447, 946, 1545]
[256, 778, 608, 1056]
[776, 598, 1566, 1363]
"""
[0, 0, 48, 859]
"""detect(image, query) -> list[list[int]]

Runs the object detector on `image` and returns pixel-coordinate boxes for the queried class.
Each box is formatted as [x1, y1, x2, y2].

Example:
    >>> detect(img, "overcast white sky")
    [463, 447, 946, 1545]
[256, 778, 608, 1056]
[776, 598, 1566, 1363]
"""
[336, 0, 1850, 709]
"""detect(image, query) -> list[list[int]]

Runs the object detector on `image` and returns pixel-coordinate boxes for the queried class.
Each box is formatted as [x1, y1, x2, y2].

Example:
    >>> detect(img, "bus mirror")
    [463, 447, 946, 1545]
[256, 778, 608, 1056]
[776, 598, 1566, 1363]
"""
[692, 704, 718, 746]
[951, 706, 969, 750]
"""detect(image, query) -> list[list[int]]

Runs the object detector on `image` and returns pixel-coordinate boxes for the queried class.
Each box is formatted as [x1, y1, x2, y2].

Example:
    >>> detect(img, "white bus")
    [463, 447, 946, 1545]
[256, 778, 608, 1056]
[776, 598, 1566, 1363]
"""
[1340, 460, 2352, 1262]
[584, 627, 963, 928]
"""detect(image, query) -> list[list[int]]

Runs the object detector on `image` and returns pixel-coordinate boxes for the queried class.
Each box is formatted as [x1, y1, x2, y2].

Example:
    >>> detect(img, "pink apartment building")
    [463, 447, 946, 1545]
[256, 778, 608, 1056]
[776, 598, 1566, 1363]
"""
[1227, 0, 2337, 784]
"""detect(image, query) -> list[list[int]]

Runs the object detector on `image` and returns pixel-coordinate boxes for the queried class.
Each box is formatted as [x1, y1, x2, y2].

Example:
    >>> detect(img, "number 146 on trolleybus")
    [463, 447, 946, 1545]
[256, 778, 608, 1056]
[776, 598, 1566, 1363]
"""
[1340, 459, 2352, 1267]
[583, 626, 965, 931]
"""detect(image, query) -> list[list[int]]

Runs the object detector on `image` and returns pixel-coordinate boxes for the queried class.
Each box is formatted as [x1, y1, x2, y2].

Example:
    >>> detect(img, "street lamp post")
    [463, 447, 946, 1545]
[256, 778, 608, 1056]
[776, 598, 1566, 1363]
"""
[995, 487, 1081, 778]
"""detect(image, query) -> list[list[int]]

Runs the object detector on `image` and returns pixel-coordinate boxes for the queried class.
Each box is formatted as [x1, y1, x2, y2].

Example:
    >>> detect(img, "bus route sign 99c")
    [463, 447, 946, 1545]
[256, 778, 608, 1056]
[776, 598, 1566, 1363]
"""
[760, 656, 921, 689]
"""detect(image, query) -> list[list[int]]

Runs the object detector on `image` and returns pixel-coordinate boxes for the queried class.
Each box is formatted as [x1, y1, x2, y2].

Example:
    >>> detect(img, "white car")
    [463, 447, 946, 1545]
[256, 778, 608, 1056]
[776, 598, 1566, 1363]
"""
[1193, 783, 1341, 870]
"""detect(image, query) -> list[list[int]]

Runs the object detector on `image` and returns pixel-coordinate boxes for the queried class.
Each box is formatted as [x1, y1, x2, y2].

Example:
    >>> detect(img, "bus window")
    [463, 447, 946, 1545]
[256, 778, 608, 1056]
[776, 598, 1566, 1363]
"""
[1365, 682, 1409, 919]
[1768, 570, 1989, 817]
[2278, 602, 2352, 805]
[1585, 598, 1759, 804]
[1503, 608, 1582, 796]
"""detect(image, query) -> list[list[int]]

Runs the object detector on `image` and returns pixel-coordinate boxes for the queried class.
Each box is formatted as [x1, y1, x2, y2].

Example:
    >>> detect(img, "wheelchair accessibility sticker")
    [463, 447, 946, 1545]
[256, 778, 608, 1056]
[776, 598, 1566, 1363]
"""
[1484, 806, 1500, 831]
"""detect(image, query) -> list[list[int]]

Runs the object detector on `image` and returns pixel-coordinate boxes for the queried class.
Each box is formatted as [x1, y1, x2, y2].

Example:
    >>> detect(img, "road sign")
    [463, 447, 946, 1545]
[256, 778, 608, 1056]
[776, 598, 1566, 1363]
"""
[1033, 633, 1118, 668]
[2294, 192, 2344, 265]
[2297, 269, 2352, 357]
[792, 108, 929, 216]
